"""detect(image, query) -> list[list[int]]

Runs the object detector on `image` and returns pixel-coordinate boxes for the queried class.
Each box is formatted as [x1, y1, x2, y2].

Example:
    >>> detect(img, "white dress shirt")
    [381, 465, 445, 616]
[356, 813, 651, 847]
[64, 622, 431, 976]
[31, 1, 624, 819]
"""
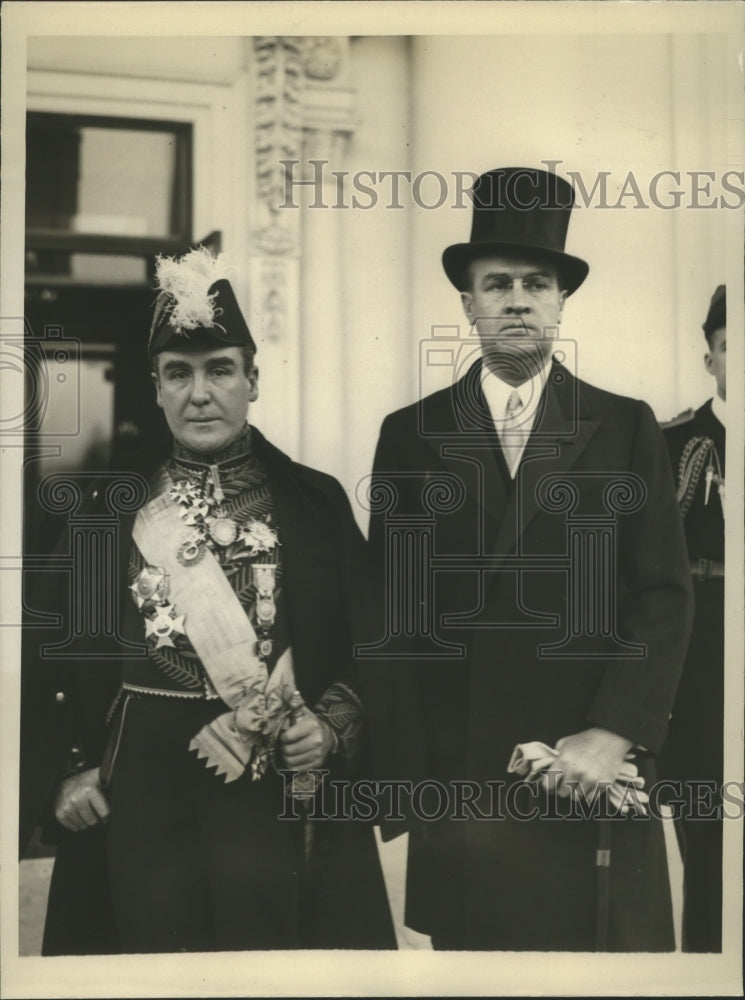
[480, 357, 553, 477]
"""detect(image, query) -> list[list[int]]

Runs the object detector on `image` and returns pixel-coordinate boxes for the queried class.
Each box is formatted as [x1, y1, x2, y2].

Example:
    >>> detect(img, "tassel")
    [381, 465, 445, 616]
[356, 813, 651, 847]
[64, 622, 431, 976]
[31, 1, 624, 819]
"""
[209, 465, 225, 505]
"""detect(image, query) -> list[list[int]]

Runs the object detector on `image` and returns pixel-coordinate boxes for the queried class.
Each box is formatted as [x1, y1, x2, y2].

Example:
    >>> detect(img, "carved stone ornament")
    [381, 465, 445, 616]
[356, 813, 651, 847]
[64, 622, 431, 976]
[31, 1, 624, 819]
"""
[253, 37, 303, 214]
[301, 37, 343, 81]
[250, 224, 298, 257]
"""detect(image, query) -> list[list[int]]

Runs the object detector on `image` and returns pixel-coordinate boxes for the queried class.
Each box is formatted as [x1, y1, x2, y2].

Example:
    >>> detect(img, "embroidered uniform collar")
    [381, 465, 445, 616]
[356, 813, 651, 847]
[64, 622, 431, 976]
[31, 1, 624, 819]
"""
[171, 424, 254, 468]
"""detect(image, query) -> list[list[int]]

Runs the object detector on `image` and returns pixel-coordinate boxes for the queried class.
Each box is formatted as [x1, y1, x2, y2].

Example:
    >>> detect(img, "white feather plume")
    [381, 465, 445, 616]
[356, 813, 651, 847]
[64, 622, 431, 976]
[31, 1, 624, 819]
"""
[154, 247, 234, 332]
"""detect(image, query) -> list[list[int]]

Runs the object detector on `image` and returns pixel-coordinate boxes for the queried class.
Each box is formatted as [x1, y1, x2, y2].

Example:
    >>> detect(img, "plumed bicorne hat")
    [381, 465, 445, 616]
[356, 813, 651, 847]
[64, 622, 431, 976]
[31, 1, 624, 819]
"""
[148, 246, 256, 358]
[442, 167, 589, 296]
[702, 284, 726, 339]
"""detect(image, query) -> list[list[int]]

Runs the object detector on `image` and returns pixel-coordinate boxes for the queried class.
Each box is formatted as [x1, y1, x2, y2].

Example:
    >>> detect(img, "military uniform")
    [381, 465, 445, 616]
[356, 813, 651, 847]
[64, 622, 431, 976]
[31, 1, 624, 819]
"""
[660, 398, 725, 952]
[20, 249, 396, 954]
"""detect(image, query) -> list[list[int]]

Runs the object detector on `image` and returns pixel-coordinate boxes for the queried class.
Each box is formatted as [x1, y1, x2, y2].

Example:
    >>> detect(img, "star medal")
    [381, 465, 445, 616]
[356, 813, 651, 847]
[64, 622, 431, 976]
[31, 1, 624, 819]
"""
[168, 480, 198, 506]
[145, 603, 186, 649]
[181, 498, 210, 526]
[130, 565, 169, 609]
[241, 519, 279, 553]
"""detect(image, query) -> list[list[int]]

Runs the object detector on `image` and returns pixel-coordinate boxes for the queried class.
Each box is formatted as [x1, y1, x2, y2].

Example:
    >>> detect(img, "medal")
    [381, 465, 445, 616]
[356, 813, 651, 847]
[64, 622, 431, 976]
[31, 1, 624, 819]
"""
[182, 498, 210, 525]
[252, 563, 277, 627]
[252, 563, 278, 594]
[177, 536, 206, 566]
[257, 597, 276, 625]
[206, 515, 239, 547]
[169, 480, 199, 506]
[130, 565, 169, 609]
[242, 519, 280, 553]
[145, 603, 186, 649]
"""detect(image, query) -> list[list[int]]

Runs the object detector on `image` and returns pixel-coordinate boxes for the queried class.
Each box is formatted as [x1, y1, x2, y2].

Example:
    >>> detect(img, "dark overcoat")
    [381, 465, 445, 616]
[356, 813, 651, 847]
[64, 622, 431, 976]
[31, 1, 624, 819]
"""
[20, 428, 395, 953]
[365, 359, 693, 951]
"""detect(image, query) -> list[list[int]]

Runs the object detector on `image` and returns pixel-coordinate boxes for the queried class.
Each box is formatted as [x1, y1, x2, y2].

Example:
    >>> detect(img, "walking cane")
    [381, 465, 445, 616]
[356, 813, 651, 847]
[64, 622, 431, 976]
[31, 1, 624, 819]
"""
[288, 689, 317, 866]
[595, 817, 612, 951]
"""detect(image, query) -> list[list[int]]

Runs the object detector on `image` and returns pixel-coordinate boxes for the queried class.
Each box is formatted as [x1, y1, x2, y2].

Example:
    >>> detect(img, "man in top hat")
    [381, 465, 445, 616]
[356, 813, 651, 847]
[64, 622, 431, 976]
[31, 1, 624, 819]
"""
[20, 248, 395, 953]
[366, 167, 693, 950]
[659, 285, 727, 952]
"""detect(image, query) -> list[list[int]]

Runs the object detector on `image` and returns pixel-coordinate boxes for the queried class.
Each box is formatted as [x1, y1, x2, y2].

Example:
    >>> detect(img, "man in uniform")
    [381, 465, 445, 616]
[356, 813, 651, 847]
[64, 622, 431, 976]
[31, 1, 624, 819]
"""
[660, 285, 726, 952]
[366, 167, 693, 951]
[21, 248, 395, 953]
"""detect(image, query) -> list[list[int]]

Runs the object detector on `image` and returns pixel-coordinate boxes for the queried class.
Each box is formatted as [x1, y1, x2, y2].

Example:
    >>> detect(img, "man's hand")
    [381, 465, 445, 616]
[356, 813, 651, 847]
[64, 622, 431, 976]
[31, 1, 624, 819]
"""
[54, 767, 110, 832]
[279, 710, 335, 770]
[540, 727, 634, 800]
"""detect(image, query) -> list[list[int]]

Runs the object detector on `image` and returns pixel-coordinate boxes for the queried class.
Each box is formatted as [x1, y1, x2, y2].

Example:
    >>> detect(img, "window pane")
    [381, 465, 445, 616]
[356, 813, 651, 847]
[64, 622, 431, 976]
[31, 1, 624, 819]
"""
[25, 250, 148, 285]
[26, 115, 188, 239]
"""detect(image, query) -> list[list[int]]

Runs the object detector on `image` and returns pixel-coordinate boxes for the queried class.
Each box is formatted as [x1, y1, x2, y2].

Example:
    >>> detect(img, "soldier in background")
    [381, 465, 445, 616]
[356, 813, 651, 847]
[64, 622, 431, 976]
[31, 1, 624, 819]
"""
[660, 284, 726, 952]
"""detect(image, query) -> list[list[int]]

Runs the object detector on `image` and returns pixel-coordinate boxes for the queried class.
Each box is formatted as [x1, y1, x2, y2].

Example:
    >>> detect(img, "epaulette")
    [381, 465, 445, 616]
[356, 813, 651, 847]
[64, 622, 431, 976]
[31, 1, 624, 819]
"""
[660, 407, 695, 430]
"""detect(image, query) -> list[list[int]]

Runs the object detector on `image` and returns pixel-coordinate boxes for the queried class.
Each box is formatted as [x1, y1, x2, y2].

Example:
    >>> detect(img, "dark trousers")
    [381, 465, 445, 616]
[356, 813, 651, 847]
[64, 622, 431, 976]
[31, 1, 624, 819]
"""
[42, 829, 119, 956]
[675, 817, 723, 952]
[105, 694, 396, 952]
[106, 696, 306, 952]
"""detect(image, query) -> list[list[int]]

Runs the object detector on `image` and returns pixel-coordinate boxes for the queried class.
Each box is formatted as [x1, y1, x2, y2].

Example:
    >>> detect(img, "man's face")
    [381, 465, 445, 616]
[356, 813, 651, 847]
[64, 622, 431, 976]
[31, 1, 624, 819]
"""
[704, 326, 726, 401]
[152, 346, 258, 453]
[461, 255, 566, 382]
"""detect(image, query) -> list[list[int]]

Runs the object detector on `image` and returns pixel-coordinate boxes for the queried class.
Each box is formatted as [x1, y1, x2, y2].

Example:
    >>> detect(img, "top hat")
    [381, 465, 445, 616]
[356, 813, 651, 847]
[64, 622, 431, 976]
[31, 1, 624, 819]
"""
[702, 284, 726, 339]
[442, 167, 589, 295]
[148, 247, 256, 358]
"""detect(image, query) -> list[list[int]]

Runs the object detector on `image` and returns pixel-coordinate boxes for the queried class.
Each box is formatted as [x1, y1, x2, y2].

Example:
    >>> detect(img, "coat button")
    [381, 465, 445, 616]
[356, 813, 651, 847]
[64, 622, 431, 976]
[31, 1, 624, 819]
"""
[55, 691, 66, 704]
[92, 490, 99, 500]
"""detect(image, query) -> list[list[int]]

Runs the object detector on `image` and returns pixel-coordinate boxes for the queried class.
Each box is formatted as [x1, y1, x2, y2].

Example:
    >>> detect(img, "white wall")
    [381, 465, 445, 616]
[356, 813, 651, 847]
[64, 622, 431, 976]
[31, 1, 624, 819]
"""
[405, 34, 729, 418]
[21, 31, 737, 522]
[28, 36, 246, 83]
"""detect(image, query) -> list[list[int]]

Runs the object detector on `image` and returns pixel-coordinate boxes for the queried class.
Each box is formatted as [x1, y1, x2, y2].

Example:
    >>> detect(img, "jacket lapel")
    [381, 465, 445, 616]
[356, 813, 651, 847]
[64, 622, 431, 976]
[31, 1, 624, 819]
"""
[491, 364, 600, 556]
[420, 361, 510, 536]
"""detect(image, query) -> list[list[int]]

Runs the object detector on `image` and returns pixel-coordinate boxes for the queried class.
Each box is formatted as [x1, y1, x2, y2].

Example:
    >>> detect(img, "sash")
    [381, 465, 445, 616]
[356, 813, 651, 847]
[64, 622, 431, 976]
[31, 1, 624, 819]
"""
[133, 486, 296, 782]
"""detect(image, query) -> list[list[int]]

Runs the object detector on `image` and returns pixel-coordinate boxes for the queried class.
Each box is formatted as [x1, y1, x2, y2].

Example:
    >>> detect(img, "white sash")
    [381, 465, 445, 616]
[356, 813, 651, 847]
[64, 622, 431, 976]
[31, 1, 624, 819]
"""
[133, 486, 295, 782]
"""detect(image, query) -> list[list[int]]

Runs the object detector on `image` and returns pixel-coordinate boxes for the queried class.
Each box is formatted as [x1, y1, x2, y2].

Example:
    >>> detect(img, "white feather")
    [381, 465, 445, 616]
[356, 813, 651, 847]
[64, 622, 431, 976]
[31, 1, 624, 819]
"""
[154, 247, 234, 332]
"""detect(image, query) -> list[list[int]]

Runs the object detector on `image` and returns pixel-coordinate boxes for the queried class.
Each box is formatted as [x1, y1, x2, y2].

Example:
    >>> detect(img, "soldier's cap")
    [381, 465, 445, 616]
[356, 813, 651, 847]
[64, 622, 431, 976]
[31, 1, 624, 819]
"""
[148, 246, 256, 359]
[442, 167, 589, 296]
[702, 285, 726, 339]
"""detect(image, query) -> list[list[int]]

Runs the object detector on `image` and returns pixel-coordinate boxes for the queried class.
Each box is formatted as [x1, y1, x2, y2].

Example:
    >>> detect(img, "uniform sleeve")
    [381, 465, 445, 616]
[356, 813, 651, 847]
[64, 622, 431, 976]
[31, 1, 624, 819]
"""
[20, 487, 122, 853]
[309, 475, 376, 776]
[586, 401, 694, 753]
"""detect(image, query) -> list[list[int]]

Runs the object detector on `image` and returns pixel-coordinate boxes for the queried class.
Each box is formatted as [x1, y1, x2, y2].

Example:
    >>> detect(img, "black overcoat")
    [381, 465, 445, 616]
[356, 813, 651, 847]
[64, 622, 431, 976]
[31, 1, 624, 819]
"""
[365, 359, 693, 950]
[20, 427, 395, 953]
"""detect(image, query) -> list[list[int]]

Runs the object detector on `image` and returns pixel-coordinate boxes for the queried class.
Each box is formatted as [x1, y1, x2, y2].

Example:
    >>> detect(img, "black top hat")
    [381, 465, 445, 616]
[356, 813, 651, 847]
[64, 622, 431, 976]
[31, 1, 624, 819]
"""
[148, 248, 256, 358]
[702, 284, 726, 339]
[442, 167, 589, 295]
